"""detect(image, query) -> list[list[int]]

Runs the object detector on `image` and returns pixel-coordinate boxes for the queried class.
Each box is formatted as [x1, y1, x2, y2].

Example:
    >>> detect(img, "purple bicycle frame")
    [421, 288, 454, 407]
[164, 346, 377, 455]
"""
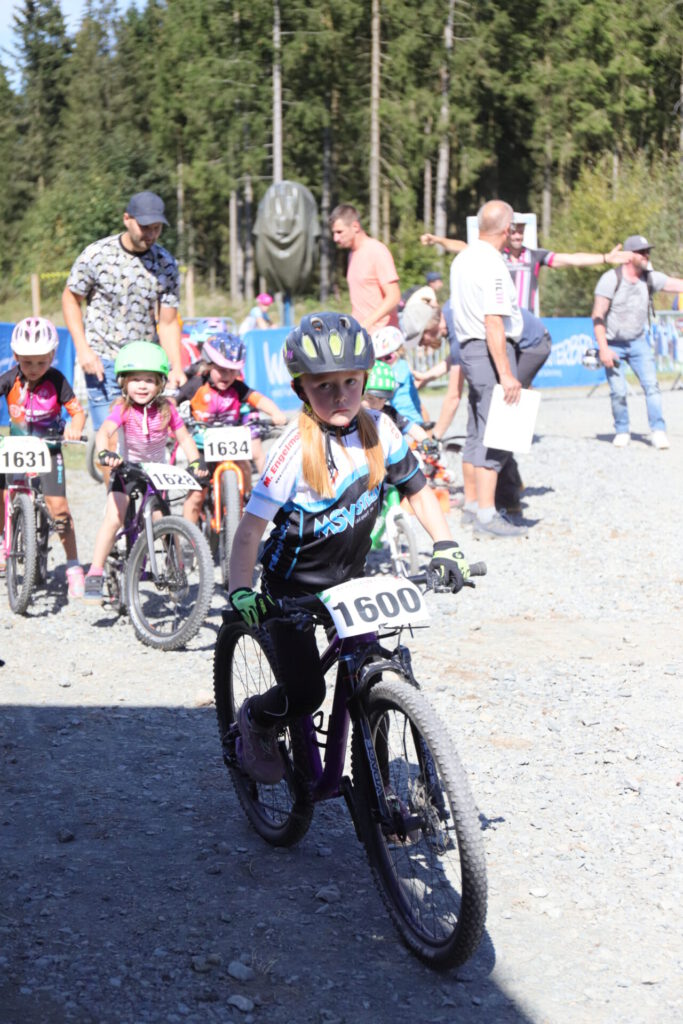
[294, 630, 378, 803]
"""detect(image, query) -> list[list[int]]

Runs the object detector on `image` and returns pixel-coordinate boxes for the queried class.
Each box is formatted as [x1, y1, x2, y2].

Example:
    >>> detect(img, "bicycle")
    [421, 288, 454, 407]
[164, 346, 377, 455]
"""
[213, 566, 488, 969]
[1, 430, 87, 615]
[102, 459, 214, 650]
[191, 413, 283, 588]
[368, 483, 419, 576]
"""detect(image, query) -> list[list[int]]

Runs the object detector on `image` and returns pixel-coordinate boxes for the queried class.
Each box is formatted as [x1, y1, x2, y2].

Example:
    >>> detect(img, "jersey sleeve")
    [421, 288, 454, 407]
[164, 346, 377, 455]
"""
[233, 379, 254, 403]
[480, 259, 515, 317]
[245, 424, 301, 522]
[168, 404, 185, 432]
[649, 271, 668, 292]
[378, 411, 424, 494]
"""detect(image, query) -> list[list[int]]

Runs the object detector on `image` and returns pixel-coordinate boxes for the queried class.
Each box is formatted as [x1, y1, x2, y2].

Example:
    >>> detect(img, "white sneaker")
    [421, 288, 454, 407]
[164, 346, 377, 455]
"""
[612, 433, 630, 448]
[651, 431, 670, 450]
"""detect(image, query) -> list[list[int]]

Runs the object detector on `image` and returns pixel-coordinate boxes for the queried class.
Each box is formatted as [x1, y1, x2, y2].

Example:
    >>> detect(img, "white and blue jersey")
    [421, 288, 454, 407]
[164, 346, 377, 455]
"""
[246, 408, 425, 590]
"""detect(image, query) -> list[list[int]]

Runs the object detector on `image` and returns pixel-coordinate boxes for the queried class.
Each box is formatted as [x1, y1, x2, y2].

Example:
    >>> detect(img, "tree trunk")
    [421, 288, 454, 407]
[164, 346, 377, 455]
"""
[320, 102, 332, 301]
[176, 152, 185, 265]
[244, 175, 254, 301]
[542, 130, 552, 237]
[272, 0, 283, 184]
[433, 0, 454, 240]
[382, 184, 390, 246]
[369, 0, 380, 237]
[229, 190, 239, 302]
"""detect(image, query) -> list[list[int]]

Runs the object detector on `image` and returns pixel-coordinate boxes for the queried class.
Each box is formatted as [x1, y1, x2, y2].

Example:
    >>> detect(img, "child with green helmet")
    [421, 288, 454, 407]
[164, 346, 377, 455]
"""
[83, 341, 206, 603]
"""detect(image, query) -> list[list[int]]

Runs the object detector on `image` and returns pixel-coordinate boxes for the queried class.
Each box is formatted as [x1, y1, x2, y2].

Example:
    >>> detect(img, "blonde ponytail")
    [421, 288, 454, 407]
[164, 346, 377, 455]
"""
[298, 406, 386, 497]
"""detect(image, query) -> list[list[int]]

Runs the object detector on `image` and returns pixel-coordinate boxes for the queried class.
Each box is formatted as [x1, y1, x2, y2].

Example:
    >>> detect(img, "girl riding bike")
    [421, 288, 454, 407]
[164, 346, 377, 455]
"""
[0, 317, 86, 599]
[226, 312, 472, 785]
[84, 342, 206, 604]
[177, 329, 287, 526]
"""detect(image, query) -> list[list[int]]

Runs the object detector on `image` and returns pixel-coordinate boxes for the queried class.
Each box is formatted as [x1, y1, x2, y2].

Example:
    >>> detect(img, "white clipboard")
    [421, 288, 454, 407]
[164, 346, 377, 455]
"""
[483, 385, 540, 454]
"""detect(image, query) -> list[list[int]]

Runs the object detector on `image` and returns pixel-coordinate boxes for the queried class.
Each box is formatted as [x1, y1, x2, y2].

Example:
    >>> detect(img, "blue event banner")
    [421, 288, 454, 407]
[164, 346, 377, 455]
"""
[535, 317, 599, 388]
[0, 324, 76, 426]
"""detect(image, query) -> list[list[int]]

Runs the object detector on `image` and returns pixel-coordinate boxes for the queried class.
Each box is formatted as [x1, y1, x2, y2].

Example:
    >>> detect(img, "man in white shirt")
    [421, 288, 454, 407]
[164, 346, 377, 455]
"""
[450, 200, 527, 538]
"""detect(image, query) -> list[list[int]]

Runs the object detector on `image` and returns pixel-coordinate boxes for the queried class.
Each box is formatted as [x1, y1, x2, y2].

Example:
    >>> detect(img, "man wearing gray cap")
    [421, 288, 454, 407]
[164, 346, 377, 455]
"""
[592, 234, 683, 449]
[62, 191, 185, 432]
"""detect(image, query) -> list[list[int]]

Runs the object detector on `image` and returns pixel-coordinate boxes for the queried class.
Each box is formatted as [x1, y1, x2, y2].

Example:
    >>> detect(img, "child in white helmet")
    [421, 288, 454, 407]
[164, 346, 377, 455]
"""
[0, 317, 86, 598]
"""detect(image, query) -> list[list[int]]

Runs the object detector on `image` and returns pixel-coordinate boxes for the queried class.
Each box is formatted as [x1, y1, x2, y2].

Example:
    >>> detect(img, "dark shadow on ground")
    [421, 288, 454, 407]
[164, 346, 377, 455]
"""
[1, 704, 536, 1024]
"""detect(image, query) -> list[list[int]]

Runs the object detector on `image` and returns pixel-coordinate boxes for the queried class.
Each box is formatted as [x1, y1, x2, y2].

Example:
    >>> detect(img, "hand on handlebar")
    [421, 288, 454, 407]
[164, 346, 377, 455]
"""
[229, 587, 280, 629]
[98, 449, 123, 468]
[429, 541, 470, 593]
[188, 458, 209, 480]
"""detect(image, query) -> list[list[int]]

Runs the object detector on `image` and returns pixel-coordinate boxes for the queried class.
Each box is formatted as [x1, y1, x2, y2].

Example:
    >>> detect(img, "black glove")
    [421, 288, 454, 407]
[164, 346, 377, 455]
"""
[229, 587, 279, 629]
[188, 458, 209, 480]
[417, 437, 441, 458]
[97, 449, 123, 468]
[429, 541, 470, 593]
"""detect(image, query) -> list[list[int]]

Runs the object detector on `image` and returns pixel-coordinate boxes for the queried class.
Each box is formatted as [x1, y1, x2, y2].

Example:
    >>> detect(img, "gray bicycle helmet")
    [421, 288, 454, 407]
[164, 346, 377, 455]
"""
[283, 312, 374, 379]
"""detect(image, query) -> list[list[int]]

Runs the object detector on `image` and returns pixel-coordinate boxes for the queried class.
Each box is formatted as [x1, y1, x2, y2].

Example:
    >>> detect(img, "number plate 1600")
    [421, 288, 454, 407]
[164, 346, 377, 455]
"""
[318, 576, 428, 638]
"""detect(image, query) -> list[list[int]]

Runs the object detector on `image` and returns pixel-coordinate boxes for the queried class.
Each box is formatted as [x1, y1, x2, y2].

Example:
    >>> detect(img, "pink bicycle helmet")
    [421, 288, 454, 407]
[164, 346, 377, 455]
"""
[11, 316, 59, 356]
[202, 332, 246, 369]
[257, 292, 273, 307]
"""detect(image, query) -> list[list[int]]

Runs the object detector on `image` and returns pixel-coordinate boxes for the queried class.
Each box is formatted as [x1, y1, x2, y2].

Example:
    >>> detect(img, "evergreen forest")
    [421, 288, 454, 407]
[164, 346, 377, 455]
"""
[1, 0, 681, 320]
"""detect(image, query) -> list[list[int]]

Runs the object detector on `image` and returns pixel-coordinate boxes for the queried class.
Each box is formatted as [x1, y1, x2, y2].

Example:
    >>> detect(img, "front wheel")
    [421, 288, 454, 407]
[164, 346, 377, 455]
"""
[387, 512, 419, 576]
[85, 434, 105, 484]
[213, 619, 313, 846]
[6, 493, 38, 615]
[125, 516, 214, 650]
[218, 470, 241, 589]
[351, 677, 487, 969]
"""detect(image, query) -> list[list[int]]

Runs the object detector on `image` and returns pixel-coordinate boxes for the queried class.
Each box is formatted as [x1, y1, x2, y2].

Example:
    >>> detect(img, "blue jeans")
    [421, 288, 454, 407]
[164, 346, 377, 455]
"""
[606, 333, 666, 434]
[85, 358, 121, 432]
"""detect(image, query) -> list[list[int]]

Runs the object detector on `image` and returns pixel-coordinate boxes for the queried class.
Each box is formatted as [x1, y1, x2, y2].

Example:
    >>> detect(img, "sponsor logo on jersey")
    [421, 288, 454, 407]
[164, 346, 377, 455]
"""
[262, 431, 300, 487]
[313, 485, 380, 537]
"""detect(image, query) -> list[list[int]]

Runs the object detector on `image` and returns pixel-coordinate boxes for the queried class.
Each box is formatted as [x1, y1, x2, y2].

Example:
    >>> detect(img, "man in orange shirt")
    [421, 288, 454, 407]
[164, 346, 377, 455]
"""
[329, 204, 400, 334]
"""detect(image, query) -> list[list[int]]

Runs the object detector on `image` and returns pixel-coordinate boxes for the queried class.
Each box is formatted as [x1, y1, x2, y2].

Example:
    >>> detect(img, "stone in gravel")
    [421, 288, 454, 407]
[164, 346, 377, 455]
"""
[227, 994, 255, 1012]
[57, 829, 75, 843]
[315, 884, 341, 903]
[228, 961, 255, 982]
[190, 956, 212, 973]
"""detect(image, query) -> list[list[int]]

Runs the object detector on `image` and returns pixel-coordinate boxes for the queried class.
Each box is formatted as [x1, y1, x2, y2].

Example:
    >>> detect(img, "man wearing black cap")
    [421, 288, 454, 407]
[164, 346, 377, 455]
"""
[62, 191, 185, 432]
[592, 234, 683, 449]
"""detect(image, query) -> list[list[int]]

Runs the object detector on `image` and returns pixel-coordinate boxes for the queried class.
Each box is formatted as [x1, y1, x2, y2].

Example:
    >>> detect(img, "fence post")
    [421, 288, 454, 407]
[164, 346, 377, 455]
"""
[31, 274, 41, 315]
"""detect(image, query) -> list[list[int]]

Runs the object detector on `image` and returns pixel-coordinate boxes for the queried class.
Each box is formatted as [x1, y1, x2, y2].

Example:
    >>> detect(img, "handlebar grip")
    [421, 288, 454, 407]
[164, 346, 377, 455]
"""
[469, 561, 487, 577]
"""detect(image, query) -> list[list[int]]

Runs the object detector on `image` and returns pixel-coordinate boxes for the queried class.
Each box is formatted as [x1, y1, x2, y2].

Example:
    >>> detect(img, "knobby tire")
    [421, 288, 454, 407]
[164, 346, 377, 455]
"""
[213, 619, 313, 847]
[218, 471, 241, 589]
[7, 493, 38, 615]
[126, 515, 214, 650]
[351, 676, 487, 969]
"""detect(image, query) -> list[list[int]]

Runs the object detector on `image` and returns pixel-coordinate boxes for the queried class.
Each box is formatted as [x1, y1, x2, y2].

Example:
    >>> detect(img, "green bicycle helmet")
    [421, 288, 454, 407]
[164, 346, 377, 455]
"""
[365, 359, 397, 399]
[283, 312, 374, 379]
[114, 341, 170, 382]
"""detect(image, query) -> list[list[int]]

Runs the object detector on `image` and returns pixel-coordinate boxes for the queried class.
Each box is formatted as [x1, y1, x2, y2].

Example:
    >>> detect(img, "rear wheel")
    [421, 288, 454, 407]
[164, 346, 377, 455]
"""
[126, 516, 214, 650]
[7, 493, 38, 615]
[218, 470, 241, 588]
[213, 619, 313, 846]
[351, 676, 487, 969]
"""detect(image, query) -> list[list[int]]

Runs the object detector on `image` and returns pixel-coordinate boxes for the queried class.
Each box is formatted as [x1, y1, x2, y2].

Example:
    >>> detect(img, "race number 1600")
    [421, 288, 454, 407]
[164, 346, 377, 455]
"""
[332, 587, 422, 626]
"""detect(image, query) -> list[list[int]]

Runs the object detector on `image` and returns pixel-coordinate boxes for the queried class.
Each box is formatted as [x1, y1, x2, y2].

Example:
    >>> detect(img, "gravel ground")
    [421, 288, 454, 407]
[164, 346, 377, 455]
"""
[2, 381, 682, 1024]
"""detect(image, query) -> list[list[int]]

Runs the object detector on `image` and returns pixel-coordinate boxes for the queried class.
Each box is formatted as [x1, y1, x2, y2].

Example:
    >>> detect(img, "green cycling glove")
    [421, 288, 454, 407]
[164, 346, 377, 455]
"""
[429, 541, 470, 593]
[229, 587, 278, 628]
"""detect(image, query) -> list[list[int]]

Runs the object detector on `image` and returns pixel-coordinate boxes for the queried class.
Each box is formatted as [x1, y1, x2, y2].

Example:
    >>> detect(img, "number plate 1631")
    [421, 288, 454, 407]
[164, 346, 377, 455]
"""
[318, 576, 428, 638]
